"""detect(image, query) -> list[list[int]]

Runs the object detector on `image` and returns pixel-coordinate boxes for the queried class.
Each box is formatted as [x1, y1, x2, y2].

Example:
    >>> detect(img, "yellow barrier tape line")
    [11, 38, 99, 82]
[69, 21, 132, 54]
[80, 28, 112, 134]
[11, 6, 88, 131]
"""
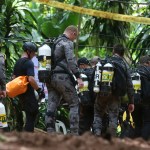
[33, 0, 150, 25]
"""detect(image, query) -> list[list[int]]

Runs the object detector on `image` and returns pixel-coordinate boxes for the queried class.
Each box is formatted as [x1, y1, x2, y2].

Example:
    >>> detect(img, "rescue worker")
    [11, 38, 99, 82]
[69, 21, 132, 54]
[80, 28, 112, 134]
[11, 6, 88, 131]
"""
[0, 54, 6, 98]
[13, 42, 45, 132]
[0, 54, 8, 131]
[77, 57, 95, 135]
[93, 44, 134, 137]
[137, 55, 150, 140]
[45, 25, 83, 135]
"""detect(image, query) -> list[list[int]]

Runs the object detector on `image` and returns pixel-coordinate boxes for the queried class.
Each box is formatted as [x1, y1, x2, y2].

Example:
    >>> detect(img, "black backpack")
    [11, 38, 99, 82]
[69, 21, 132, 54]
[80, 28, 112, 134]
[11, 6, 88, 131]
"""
[38, 36, 66, 83]
[138, 66, 150, 103]
[92, 58, 127, 96]
[44, 37, 62, 69]
[110, 57, 128, 96]
[44, 36, 77, 86]
[37, 37, 58, 83]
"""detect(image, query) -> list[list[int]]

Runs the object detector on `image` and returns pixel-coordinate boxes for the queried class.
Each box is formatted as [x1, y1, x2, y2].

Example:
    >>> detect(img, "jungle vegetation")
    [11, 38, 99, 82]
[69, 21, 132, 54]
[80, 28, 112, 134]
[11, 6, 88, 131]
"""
[0, 0, 150, 131]
[0, 0, 150, 71]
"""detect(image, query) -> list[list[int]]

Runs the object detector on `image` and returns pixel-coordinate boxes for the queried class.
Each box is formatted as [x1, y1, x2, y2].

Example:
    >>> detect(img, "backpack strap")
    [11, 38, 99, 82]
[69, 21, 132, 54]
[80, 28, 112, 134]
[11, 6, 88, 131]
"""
[51, 36, 77, 86]
[51, 35, 68, 69]
[111, 57, 128, 79]
[140, 66, 150, 80]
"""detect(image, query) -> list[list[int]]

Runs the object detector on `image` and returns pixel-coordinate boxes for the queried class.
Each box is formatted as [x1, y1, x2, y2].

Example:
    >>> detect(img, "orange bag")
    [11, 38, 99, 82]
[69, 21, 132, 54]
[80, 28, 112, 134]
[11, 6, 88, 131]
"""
[6, 76, 29, 98]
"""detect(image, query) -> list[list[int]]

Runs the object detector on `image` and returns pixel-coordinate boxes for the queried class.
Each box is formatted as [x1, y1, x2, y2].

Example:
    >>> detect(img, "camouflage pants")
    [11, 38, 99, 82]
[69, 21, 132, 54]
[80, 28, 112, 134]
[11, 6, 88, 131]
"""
[93, 94, 120, 137]
[45, 73, 79, 135]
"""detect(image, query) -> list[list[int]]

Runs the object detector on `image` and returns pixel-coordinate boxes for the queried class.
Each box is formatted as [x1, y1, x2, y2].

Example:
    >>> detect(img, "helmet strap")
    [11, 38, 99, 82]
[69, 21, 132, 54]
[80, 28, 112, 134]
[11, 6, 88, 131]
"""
[26, 51, 31, 59]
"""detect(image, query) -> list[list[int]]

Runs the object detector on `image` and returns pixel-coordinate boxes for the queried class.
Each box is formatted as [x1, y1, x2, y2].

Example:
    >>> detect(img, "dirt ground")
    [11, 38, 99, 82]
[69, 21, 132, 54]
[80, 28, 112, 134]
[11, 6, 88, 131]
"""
[0, 130, 150, 150]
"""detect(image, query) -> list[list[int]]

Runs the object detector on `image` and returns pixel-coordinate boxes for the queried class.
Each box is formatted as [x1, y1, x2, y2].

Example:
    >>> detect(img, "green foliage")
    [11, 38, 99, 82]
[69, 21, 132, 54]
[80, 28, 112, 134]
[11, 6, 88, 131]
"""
[0, 0, 40, 130]
[127, 2, 150, 65]
[0, 0, 39, 73]
[56, 105, 70, 129]
[79, 0, 133, 57]
[41, 12, 79, 37]
[35, 101, 47, 130]
[60, 12, 80, 29]
[35, 100, 69, 131]
[41, 21, 61, 37]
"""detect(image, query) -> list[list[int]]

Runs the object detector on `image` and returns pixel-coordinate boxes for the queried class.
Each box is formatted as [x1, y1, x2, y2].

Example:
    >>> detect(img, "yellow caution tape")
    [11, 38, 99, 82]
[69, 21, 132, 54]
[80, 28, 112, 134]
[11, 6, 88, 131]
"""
[33, 0, 150, 25]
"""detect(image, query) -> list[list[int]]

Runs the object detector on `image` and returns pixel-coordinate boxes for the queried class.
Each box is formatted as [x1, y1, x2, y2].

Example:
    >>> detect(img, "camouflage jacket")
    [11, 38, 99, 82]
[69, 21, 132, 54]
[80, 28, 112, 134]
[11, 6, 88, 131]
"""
[53, 34, 80, 78]
[0, 54, 6, 90]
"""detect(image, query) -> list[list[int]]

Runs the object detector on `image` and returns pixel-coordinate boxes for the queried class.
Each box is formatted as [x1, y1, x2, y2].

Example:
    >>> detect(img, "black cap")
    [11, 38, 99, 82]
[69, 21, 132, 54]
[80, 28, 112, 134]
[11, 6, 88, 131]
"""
[77, 57, 90, 66]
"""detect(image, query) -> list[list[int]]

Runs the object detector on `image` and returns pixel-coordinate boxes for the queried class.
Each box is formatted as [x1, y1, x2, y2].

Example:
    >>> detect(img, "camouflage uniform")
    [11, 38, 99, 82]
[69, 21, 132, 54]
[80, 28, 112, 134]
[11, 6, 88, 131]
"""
[93, 55, 134, 136]
[137, 64, 150, 140]
[0, 54, 6, 91]
[45, 35, 80, 135]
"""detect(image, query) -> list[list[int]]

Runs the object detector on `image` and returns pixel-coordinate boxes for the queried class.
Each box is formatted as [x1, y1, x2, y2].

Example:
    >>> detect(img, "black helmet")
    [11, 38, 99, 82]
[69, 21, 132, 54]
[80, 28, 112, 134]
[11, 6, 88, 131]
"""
[23, 42, 37, 52]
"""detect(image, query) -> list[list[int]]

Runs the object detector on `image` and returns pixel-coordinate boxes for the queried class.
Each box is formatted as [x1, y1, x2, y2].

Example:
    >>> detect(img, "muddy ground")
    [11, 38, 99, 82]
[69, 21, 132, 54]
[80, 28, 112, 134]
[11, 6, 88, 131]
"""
[0, 130, 150, 150]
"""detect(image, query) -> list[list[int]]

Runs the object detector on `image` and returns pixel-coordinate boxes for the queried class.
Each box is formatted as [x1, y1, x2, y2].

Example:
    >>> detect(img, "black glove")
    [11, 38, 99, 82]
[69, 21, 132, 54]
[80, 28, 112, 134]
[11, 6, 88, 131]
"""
[36, 88, 45, 99]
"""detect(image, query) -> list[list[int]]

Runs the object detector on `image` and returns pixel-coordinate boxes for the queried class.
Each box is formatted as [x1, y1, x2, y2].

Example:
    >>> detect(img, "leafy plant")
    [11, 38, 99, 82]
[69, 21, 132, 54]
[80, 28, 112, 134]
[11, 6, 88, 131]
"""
[0, 0, 39, 130]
